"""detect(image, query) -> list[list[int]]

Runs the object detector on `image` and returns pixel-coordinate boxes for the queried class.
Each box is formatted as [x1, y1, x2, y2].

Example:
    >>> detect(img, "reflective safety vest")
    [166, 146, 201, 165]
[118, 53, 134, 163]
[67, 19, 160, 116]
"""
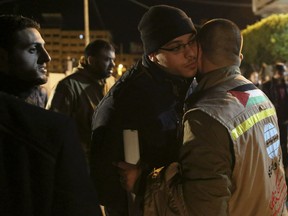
[187, 74, 288, 215]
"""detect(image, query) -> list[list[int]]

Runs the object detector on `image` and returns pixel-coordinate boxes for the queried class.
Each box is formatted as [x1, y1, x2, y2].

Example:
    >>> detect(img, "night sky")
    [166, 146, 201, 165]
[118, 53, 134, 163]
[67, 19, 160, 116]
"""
[1, 0, 261, 50]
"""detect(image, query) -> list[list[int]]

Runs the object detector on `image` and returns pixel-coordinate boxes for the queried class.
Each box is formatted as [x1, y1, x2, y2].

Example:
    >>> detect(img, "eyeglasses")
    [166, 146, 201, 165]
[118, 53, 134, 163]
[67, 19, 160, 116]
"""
[159, 39, 196, 53]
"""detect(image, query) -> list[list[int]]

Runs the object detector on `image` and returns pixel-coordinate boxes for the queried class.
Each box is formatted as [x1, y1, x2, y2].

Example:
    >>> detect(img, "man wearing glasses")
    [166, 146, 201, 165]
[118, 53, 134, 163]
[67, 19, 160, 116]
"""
[90, 5, 198, 216]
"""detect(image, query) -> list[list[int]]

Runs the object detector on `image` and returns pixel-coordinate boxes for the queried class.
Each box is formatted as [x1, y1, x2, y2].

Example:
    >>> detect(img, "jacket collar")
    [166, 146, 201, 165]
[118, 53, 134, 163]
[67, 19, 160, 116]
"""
[195, 65, 241, 93]
[73, 66, 106, 85]
[184, 65, 241, 110]
[0, 73, 37, 98]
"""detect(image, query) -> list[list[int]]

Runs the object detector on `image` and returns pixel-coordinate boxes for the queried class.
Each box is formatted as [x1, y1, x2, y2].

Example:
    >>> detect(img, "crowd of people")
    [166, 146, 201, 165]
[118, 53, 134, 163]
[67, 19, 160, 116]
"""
[1, 4, 288, 216]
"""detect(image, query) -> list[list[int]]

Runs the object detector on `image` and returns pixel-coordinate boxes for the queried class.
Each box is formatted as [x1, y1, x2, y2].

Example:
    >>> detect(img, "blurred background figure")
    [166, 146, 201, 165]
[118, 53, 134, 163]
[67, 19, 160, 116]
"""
[46, 39, 116, 162]
[284, 71, 288, 93]
[247, 70, 261, 88]
[262, 62, 288, 171]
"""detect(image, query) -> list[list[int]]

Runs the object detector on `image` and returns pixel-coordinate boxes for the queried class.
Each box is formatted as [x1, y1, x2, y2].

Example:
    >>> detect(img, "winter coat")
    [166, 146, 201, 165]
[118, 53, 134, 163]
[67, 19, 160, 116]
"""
[0, 74, 47, 108]
[90, 56, 192, 215]
[0, 92, 102, 216]
[46, 66, 115, 161]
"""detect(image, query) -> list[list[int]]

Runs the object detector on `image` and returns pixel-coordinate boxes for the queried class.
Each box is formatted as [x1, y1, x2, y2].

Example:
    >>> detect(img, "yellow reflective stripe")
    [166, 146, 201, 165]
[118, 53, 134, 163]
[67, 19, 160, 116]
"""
[231, 108, 276, 140]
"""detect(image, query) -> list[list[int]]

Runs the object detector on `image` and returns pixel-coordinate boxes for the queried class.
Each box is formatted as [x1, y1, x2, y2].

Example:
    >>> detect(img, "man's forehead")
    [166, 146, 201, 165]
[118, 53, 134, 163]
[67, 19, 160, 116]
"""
[98, 49, 115, 58]
[13, 28, 45, 46]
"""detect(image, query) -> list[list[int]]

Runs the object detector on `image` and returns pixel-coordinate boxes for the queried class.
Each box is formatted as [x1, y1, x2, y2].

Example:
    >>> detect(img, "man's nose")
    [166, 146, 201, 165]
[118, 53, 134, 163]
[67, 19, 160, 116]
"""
[184, 43, 197, 58]
[39, 47, 51, 63]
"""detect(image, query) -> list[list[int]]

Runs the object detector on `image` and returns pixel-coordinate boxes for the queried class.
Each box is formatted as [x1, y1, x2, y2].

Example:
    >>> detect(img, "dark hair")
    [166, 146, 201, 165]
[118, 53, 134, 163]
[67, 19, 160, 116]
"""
[274, 62, 286, 74]
[0, 15, 40, 50]
[197, 18, 242, 64]
[84, 39, 115, 58]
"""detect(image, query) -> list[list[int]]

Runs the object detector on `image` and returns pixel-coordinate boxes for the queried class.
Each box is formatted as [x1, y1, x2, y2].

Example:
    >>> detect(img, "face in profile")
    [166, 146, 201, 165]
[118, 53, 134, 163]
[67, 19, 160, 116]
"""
[8, 28, 51, 85]
[89, 48, 116, 79]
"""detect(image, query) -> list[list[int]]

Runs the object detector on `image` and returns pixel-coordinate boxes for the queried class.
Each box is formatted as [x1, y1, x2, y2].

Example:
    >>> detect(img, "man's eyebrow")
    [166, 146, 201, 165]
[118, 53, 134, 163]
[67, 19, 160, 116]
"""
[165, 36, 196, 46]
[31, 41, 45, 46]
[164, 40, 184, 46]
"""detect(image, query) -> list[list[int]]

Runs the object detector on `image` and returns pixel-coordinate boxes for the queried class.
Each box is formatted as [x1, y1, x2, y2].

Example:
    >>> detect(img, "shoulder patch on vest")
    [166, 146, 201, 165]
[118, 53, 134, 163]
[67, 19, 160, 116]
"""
[228, 90, 249, 107]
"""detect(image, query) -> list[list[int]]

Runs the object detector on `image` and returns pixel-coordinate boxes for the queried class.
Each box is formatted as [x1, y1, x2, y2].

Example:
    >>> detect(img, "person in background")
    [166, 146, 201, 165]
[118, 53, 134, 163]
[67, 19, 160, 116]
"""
[0, 14, 102, 216]
[262, 62, 288, 172]
[247, 70, 261, 88]
[0, 14, 50, 108]
[284, 71, 288, 92]
[46, 39, 116, 162]
[90, 5, 198, 216]
[119, 18, 288, 216]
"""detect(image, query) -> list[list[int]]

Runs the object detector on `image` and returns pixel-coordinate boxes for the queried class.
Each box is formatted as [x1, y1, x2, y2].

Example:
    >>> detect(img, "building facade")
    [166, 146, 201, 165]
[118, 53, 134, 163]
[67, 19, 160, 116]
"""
[41, 28, 113, 73]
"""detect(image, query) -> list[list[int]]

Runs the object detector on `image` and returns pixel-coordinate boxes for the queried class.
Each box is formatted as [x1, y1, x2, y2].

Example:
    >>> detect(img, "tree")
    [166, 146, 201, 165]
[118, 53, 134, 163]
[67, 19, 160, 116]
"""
[242, 14, 288, 67]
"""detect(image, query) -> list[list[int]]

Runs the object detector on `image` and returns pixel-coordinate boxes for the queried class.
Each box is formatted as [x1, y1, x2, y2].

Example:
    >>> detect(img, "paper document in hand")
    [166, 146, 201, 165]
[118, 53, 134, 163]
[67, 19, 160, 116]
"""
[123, 129, 140, 164]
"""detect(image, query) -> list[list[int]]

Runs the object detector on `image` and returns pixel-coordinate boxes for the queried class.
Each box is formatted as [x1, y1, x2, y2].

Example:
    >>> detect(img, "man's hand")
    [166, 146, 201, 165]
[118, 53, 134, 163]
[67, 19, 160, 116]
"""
[114, 161, 142, 193]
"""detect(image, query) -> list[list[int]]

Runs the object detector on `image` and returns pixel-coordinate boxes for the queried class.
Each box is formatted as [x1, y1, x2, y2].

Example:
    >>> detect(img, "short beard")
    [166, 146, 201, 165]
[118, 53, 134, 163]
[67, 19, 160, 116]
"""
[30, 76, 48, 86]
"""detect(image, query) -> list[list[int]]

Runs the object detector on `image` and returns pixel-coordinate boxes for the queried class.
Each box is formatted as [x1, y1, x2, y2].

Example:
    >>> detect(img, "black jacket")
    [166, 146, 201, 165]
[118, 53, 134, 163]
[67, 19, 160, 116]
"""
[90, 56, 192, 215]
[46, 66, 114, 161]
[0, 92, 102, 216]
[262, 77, 288, 123]
[0, 74, 47, 108]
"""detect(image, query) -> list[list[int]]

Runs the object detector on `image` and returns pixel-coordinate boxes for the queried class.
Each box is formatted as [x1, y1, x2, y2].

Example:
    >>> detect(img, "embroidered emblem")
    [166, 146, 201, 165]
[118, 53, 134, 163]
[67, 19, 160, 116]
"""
[228, 90, 249, 107]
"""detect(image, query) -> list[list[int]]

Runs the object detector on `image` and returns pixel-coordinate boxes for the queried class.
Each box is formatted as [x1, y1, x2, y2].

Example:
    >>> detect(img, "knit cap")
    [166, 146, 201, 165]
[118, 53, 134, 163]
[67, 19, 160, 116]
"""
[138, 5, 197, 54]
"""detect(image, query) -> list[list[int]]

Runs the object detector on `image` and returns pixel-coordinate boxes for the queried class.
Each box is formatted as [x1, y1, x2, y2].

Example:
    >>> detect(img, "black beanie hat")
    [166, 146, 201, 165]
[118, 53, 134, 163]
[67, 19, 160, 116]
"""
[138, 5, 197, 54]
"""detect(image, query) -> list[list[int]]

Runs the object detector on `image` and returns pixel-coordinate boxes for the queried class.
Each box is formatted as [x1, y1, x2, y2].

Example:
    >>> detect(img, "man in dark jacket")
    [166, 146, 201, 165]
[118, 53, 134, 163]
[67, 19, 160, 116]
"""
[47, 40, 116, 162]
[0, 14, 51, 108]
[90, 5, 198, 216]
[262, 63, 288, 169]
[0, 15, 102, 216]
[0, 92, 102, 216]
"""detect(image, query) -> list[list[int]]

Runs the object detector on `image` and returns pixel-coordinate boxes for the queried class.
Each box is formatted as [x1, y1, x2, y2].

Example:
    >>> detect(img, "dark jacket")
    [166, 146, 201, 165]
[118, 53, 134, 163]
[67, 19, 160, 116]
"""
[90, 56, 192, 215]
[262, 77, 288, 167]
[0, 74, 47, 108]
[0, 92, 102, 216]
[262, 77, 288, 123]
[46, 66, 115, 161]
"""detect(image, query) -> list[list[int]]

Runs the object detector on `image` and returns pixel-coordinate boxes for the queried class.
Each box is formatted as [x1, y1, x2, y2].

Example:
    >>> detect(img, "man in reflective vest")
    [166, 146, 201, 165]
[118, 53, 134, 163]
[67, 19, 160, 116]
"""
[142, 18, 288, 215]
[117, 18, 288, 216]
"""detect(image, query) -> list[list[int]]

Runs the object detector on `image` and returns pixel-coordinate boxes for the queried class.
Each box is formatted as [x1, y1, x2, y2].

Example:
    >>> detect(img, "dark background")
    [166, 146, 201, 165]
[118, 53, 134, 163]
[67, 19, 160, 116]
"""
[0, 0, 261, 46]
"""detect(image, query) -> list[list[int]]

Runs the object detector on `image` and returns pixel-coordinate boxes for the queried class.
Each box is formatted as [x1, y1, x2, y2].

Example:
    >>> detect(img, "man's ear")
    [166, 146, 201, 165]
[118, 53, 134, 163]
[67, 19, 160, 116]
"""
[240, 53, 244, 61]
[0, 48, 9, 71]
[87, 56, 95, 65]
[148, 53, 157, 62]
